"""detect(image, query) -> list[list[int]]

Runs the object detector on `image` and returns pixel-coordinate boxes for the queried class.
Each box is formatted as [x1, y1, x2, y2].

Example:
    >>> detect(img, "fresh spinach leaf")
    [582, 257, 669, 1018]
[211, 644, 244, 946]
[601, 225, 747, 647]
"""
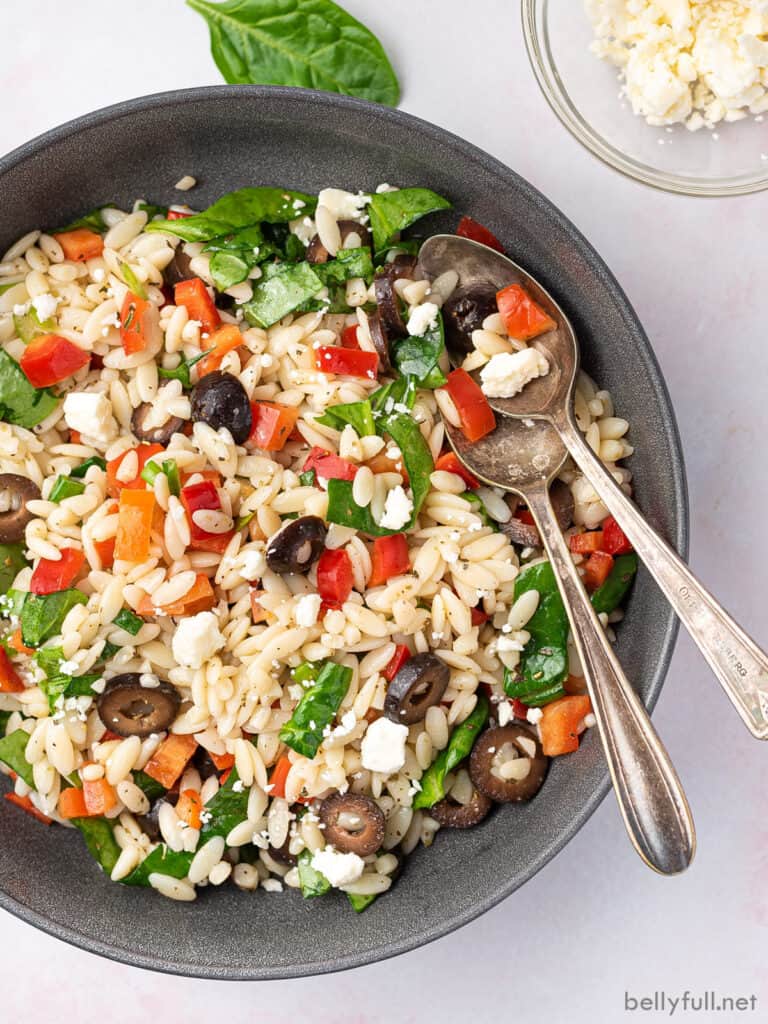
[298, 848, 331, 898]
[137, 201, 169, 221]
[298, 469, 316, 487]
[34, 645, 65, 677]
[314, 398, 375, 437]
[0, 729, 34, 787]
[413, 696, 489, 809]
[391, 311, 446, 388]
[279, 660, 352, 758]
[210, 250, 252, 290]
[241, 261, 323, 328]
[348, 891, 377, 912]
[48, 475, 86, 503]
[113, 608, 144, 636]
[13, 307, 55, 344]
[158, 350, 208, 388]
[368, 188, 451, 252]
[201, 766, 250, 839]
[69, 456, 106, 479]
[40, 672, 101, 714]
[122, 844, 193, 886]
[370, 375, 416, 413]
[72, 817, 122, 874]
[315, 247, 374, 287]
[0, 710, 11, 735]
[54, 208, 107, 234]
[0, 544, 27, 594]
[146, 186, 316, 242]
[20, 589, 87, 648]
[503, 561, 569, 706]
[132, 770, 166, 802]
[590, 553, 638, 615]
[188, 0, 400, 107]
[0, 350, 59, 429]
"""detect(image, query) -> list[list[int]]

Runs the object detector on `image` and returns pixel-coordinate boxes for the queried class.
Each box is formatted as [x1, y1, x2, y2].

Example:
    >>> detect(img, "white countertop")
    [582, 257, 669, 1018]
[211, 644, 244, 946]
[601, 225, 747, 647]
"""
[1, 2, 765, 1020]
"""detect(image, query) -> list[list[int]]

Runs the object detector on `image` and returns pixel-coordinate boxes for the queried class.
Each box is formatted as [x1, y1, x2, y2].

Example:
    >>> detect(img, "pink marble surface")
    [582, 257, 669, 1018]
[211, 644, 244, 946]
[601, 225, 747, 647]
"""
[0, 2, 765, 1020]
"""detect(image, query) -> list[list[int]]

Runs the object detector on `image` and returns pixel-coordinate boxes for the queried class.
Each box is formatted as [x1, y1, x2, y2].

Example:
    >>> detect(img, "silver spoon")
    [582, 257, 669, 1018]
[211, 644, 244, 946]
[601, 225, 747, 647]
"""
[420, 234, 768, 740]
[442, 413, 695, 874]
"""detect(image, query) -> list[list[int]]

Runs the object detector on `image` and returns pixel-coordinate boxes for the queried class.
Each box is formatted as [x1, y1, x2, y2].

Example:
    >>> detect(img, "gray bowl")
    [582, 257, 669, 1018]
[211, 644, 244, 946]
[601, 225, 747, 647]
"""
[0, 86, 687, 979]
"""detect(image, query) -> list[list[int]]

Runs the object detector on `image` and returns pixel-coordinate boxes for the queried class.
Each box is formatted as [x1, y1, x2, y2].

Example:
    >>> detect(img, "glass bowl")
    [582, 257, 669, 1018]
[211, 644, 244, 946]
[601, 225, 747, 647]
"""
[522, 0, 768, 196]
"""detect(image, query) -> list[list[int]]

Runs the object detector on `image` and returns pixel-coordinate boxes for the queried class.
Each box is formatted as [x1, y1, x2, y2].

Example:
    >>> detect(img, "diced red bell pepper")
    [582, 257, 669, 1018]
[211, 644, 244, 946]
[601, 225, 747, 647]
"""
[167, 208, 194, 220]
[434, 451, 479, 489]
[317, 548, 353, 608]
[516, 509, 536, 527]
[120, 292, 156, 355]
[53, 228, 104, 262]
[83, 778, 118, 816]
[456, 216, 504, 253]
[496, 284, 556, 342]
[512, 698, 530, 720]
[303, 446, 358, 483]
[248, 401, 299, 451]
[601, 516, 633, 556]
[540, 695, 592, 756]
[197, 324, 243, 377]
[313, 346, 378, 380]
[30, 548, 85, 595]
[442, 368, 496, 443]
[368, 534, 410, 587]
[340, 325, 361, 349]
[0, 647, 24, 693]
[106, 443, 164, 498]
[181, 479, 234, 554]
[383, 644, 411, 682]
[269, 754, 293, 800]
[19, 334, 90, 388]
[470, 605, 489, 626]
[174, 278, 220, 335]
[569, 530, 604, 555]
[583, 551, 614, 591]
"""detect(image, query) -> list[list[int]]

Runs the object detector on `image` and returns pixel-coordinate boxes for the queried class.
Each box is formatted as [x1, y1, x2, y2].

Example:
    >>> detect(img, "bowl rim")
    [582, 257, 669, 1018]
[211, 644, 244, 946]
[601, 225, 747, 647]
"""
[521, 0, 768, 198]
[0, 84, 689, 979]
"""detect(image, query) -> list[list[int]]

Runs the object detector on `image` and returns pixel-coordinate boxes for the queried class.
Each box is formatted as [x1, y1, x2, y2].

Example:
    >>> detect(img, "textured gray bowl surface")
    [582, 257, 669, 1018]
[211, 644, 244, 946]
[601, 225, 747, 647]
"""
[0, 86, 687, 980]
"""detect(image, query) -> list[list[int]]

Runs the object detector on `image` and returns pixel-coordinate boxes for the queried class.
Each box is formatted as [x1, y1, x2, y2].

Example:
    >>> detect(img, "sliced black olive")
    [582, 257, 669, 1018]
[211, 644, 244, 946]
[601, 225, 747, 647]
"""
[306, 220, 372, 264]
[501, 481, 574, 549]
[131, 403, 185, 445]
[265, 515, 327, 575]
[137, 791, 178, 842]
[0, 474, 40, 543]
[96, 673, 181, 738]
[190, 370, 252, 445]
[431, 787, 492, 829]
[193, 745, 220, 781]
[442, 282, 499, 357]
[373, 256, 416, 341]
[366, 310, 391, 373]
[319, 792, 385, 856]
[162, 249, 195, 287]
[384, 653, 449, 725]
[469, 725, 549, 803]
[268, 836, 297, 867]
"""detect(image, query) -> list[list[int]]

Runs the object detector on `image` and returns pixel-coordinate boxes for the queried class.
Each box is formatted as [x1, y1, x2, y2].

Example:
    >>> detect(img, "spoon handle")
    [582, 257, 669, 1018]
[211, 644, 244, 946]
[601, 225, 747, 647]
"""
[525, 483, 695, 875]
[557, 411, 768, 740]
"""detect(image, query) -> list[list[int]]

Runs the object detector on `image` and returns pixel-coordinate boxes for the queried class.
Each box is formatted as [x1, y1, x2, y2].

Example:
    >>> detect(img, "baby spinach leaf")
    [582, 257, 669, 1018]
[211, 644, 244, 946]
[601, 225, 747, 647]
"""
[0, 350, 59, 429]
[370, 375, 416, 413]
[315, 247, 374, 287]
[298, 848, 331, 898]
[54, 207, 108, 234]
[503, 561, 568, 706]
[368, 188, 451, 252]
[314, 398, 375, 437]
[136, 201, 169, 221]
[280, 660, 352, 758]
[241, 261, 323, 328]
[591, 553, 638, 615]
[146, 186, 317, 242]
[347, 891, 377, 912]
[0, 544, 27, 595]
[298, 469, 316, 486]
[413, 696, 489, 809]
[391, 312, 446, 388]
[73, 817, 122, 875]
[40, 672, 101, 714]
[0, 729, 35, 787]
[122, 844, 193, 886]
[20, 589, 88, 648]
[34, 645, 65, 677]
[188, 0, 400, 107]
[201, 766, 250, 839]
[0, 710, 11, 735]
[132, 770, 166, 802]
[112, 608, 144, 636]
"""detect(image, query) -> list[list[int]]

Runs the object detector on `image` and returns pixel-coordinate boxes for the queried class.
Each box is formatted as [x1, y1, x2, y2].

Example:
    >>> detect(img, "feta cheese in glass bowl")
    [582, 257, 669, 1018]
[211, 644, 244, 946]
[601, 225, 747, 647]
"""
[522, 0, 768, 195]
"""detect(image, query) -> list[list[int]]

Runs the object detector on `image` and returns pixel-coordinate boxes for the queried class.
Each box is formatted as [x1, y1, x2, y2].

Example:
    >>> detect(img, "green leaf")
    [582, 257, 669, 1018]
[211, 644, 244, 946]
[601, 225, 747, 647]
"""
[20, 589, 88, 648]
[591, 553, 638, 615]
[132, 770, 166, 802]
[1, 589, 27, 620]
[241, 261, 324, 328]
[0, 350, 59, 429]
[298, 469, 316, 487]
[0, 544, 27, 594]
[157, 350, 208, 389]
[348, 891, 378, 912]
[368, 188, 451, 252]
[145, 186, 317, 242]
[370, 375, 416, 413]
[503, 561, 568, 706]
[100, 640, 121, 662]
[210, 250, 252, 290]
[136, 202, 169, 221]
[315, 247, 374, 287]
[291, 660, 320, 684]
[188, 0, 400, 107]
[298, 848, 331, 898]
[48, 475, 86, 503]
[413, 696, 489, 809]
[113, 608, 144, 636]
[34, 645, 65, 677]
[54, 207, 107, 234]
[13, 307, 55, 344]
[72, 817, 122, 874]
[461, 491, 496, 530]
[0, 710, 11, 735]
[40, 672, 101, 714]
[314, 398, 375, 437]
[0, 729, 34, 787]
[121, 844, 193, 886]
[391, 311, 446, 388]
[201, 766, 250, 839]
[120, 262, 147, 300]
[69, 456, 106, 479]
[279, 660, 352, 758]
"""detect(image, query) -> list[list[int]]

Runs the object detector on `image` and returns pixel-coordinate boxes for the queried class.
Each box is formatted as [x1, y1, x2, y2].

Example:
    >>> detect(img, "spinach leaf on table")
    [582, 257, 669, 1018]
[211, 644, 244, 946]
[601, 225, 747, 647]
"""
[0, 350, 59, 429]
[146, 186, 316, 242]
[368, 188, 451, 252]
[413, 696, 489, 809]
[188, 0, 400, 107]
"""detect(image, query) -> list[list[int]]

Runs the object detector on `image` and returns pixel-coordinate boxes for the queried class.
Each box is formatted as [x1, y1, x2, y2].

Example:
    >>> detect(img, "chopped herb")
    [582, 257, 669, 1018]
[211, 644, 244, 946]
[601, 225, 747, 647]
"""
[158, 350, 208, 389]
[69, 456, 106, 479]
[140, 457, 180, 496]
[120, 262, 147, 300]
[112, 608, 144, 636]
[40, 672, 101, 714]
[48, 475, 86, 503]
[298, 469, 316, 487]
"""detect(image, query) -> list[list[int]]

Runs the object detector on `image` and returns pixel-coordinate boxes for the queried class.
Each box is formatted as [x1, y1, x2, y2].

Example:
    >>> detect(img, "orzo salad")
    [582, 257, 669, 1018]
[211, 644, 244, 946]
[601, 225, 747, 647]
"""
[0, 182, 638, 906]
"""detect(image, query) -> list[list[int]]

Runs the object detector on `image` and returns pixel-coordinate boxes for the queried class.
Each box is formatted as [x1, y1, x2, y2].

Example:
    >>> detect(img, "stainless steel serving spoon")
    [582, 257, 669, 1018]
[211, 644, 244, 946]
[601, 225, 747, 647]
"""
[420, 235, 768, 740]
[441, 413, 695, 874]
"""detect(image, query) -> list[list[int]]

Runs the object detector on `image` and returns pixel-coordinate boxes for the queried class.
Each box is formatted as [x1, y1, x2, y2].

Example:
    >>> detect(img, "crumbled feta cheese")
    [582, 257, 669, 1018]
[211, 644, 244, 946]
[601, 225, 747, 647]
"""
[63, 391, 118, 443]
[378, 485, 413, 531]
[406, 301, 439, 337]
[317, 188, 370, 221]
[498, 701, 513, 726]
[240, 548, 266, 581]
[526, 707, 544, 725]
[294, 593, 322, 627]
[32, 293, 59, 321]
[58, 659, 78, 676]
[13, 302, 30, 316]
[360, 716, 409, 774]
[311, 847, 365, 887]
[480, 348, 550, 399]
[171, 611, 225, 669]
